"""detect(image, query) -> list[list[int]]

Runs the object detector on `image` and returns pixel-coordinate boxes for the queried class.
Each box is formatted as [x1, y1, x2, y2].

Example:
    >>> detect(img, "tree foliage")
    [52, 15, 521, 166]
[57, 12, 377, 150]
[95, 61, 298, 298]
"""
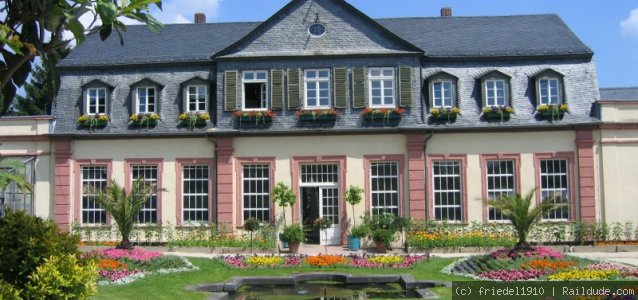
[488, 189, 565, 250]
[0, 0, 163, 115]
[0, 158, 32, 195]
[90, 178, 159, 250]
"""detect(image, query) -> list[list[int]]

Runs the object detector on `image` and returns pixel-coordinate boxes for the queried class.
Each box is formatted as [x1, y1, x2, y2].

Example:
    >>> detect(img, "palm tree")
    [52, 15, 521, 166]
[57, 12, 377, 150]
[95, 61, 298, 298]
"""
[89, 179, 158, 250]
[0, 159, 33, 215]
[488, 189, 565, 251]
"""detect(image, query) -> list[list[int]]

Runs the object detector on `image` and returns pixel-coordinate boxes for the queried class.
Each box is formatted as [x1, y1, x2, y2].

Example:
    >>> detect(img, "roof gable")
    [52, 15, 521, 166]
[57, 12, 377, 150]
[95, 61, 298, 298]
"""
[215, 0, 422, 58]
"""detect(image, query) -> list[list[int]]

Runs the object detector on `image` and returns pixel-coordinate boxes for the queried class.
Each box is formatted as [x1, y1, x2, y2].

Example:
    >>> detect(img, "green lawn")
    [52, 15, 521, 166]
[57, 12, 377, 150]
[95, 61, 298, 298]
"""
[92, 257, 466, 300]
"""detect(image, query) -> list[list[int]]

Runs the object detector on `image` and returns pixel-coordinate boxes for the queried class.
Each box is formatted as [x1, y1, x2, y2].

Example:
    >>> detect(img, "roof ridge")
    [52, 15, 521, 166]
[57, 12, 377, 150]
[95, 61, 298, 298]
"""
[600, 87, 638, 90]
[375, 14, 559, 21]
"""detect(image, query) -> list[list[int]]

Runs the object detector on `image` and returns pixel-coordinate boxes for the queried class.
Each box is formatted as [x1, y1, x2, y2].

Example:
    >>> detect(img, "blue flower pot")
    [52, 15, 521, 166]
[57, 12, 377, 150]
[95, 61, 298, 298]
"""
[348, 235, 361, 251]
[279, 233, 289, 248]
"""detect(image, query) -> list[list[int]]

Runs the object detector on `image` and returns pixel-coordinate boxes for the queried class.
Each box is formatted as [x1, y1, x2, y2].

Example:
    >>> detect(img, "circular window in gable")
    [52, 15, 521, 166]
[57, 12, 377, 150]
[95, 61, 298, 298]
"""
[308, 23, 326, 37]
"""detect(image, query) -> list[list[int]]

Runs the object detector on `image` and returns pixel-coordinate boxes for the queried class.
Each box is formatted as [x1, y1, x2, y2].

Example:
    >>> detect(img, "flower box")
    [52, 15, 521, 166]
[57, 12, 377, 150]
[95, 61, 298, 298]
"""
[234, 110, 274, 128]
[178, 112, 210, 130]
[130, 113, 160, 128]
[429, 107, 460, 123]
[536, 104, 569, 120]
[482, 106, 514, 121]
[362, 107, 404, 125]
[297, 109, 338, 126]
[77, 114, 109, 130]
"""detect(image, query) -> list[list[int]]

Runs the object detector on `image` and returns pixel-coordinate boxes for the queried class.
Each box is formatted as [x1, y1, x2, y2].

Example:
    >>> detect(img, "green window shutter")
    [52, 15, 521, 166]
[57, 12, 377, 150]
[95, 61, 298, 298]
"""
[333, 67, 348, 109]
[352, 67, 367, 108]
[224, 70, 238, 111]
[398, 66, 412, 108]
[287, 69, 302, 110]
[271, 69, 284, 110]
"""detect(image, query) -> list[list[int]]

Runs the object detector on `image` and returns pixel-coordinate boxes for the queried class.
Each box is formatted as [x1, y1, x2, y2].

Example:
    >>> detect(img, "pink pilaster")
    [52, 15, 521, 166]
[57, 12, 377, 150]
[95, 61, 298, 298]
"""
[406, 134, 426, 220]
[576, 130, 596, 223]
[53, 140, 72, 231]
[216, 137, 235, 228]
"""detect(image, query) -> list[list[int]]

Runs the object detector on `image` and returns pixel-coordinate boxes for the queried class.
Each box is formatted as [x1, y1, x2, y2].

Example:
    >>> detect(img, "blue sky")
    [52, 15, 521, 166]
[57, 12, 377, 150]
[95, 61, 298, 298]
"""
[147, 0, 638, 88]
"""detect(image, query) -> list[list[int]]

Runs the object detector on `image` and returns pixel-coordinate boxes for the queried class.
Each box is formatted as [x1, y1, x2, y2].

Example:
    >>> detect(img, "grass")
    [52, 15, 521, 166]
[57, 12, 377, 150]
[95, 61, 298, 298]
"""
[92, 256, 466, 300]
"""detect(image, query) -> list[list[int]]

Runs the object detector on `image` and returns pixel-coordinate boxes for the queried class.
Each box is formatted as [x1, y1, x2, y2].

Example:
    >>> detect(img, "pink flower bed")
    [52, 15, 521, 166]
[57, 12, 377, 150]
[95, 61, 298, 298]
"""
[490, 246, 564, 260]
[479, 269, 550, 281]
[98, 269, 142, 281]
[96, 248, 163, 261]
[585, 263, 638, 277]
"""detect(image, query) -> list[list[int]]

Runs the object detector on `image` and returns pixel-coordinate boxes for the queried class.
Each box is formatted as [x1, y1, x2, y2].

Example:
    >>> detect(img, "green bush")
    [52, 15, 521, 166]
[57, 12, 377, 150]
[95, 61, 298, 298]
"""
[0, 279, 21, 300]
[282, 224, 304, 243]
[0, 210, 79, 289]
[349, 224, 370, 238]
[371, 228, 395, 246]
[23, 255, 97, 300]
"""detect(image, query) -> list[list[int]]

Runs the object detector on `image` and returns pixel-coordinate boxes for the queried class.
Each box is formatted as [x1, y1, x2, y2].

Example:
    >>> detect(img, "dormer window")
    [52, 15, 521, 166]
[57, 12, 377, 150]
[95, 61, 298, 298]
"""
[480, 71, 511, 107]
[86, 88, 107, 115]
[135, 87, 157, 114]
[242, 70, 268, 110]
[427, 71, 458, 108]
[185, 85, 208, 112]
[538, 78, 561, 105]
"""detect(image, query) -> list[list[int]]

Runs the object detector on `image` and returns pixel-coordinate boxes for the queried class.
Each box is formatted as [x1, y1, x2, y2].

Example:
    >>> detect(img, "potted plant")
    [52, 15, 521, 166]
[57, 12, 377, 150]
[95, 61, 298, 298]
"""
[482, 106, 514, 122]
[365, 212, 398, 253]
[77, 114, 109, 131]
[272, 182, 296, 248]
[362, 107, 405, 124]
[282, 224, 304, 254]
[348, 224, 369, 251]
[429, 107, 460, 122]
[297, 109, 338, 126]
[243, 217, 260, 252]
[344, 185, 364, 250]
[314, 217, 333, 253]
[178, 112, 210, 130]
[536, 104, 569, 120]
[371, 228, 394, 253]
[130, 112, 160, 128]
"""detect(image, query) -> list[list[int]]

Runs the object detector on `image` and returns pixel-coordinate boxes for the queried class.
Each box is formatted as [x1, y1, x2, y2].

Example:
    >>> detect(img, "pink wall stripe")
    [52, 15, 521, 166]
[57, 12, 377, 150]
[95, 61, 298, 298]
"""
[53, 140, 72, 231]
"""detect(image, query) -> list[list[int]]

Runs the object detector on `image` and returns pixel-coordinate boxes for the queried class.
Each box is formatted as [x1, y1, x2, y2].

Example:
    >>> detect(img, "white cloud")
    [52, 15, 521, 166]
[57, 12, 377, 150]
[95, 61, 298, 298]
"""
[153, 0, 222, 24]
[621, 8, 638, 37]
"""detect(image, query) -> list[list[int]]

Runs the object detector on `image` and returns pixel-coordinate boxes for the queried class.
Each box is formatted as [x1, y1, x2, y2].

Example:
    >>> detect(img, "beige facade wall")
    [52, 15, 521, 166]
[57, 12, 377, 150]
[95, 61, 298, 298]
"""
[0, 117, 53, 220]
[71, 138, 215, 225]
[600, 103, 638, 123]
[427, 131, 578, 222]
[234, 134, 408, 228]
[599, 141, 638, 223]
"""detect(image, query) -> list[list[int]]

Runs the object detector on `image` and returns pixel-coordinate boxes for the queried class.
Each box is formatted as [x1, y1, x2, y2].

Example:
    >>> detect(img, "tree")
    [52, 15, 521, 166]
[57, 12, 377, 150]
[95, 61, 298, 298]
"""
[0, 0, 164, 115]
[90, 178, 158, 250]
[13, 47, 70, 115]
[0, 159, 33, 209]
[488, 189, 565, 251]
[272, 182, 296, 227]
[344, 185, 363, 227]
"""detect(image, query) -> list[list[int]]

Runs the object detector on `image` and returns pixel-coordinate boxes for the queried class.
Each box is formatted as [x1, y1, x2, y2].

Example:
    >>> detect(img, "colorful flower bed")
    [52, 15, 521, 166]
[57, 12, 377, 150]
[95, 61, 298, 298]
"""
[222, 254, 428, 269]
[443, 247, 638, 281]
[82, 248, 198, 285]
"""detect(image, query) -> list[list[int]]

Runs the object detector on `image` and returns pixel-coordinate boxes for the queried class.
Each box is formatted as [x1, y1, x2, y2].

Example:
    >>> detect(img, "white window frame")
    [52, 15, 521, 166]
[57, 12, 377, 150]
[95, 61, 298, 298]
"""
[241, 70, 269, 111]
[368, 67, 396, 108]
[485, 160, 515, 222]
[540, 159, 570, 221]
[241, 164, 271, 223]
[484, 79, 507, 107]
[304, 69, 331, 109]
[184, 85, 208, 113]
[86, 87, 107, 115]
[370, 161, 400, 216]
[432, 161, 463, 222]
[81, 166, 108, 225]
[135, 86, 157, 114]
[131, 165, 158, 224]
[182, 165, 210, 225]
[538, 77, 561, 105]
[432, 80, 454, 108]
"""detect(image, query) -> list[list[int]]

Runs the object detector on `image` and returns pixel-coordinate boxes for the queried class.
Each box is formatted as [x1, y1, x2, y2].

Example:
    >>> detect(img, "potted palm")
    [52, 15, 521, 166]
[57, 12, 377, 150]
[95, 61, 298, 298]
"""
[344, 185, 364, 250]
[282, 224, 304, 254]
[272, 182, 296, 248]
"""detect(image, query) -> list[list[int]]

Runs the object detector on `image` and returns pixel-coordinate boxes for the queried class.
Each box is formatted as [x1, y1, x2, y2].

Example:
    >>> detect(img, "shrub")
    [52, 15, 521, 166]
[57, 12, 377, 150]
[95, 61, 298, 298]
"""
[282, 224, 304, 243]
[349, 224, 370, 238]
[23, 255, 98, 300]
[0, 279, 21, 300]
[0, 210, 79, 289]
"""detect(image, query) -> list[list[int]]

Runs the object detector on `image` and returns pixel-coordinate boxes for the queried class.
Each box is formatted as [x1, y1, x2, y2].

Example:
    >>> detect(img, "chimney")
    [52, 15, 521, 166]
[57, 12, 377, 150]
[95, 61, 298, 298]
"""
[194, 13, 206, 24]
[440, 7, 452, 17]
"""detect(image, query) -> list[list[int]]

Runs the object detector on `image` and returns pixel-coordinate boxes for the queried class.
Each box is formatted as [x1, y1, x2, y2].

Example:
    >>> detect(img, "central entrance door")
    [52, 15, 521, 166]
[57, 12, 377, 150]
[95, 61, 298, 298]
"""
[300, 164, 340, 245]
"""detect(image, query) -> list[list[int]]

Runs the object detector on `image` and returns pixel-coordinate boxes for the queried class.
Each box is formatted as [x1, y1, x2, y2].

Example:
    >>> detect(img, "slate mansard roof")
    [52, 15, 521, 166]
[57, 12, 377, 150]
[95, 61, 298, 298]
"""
[59, 14, 592, 67]
[599, 87, 638, 102]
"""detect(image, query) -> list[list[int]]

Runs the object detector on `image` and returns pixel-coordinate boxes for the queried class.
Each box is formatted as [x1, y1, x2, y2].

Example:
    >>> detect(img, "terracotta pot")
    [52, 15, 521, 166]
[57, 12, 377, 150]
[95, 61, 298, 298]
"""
[288, 242, 300, 254]
[375, 241, 387, 253]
